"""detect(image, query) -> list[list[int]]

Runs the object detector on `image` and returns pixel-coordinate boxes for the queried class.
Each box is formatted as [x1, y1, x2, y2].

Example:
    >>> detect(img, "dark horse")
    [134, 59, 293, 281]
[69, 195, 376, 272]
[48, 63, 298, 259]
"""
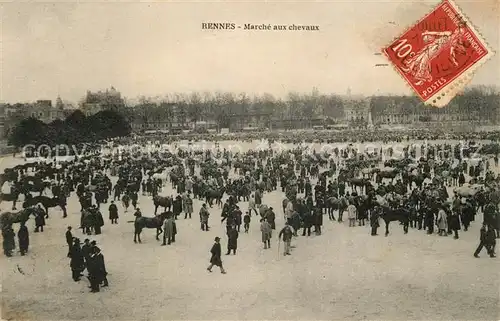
[380, 206, 410, 236]
[23, 195, 67, 218]
[131, 211, 168, 243]
[153, 195, 173, 215]
[0, 191, 20, 210]
[0, 207, 37, 229]
[205, 186, 225, 207]
[25, 181, 52, 196]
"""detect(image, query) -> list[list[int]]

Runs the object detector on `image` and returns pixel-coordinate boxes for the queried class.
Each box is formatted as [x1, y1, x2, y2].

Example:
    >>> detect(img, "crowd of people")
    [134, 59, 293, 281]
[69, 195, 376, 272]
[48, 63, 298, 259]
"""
[1, 129, 500, 287]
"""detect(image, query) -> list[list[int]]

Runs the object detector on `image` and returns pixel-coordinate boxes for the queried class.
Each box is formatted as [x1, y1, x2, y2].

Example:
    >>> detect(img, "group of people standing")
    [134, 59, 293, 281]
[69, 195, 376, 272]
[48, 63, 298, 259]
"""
[66, 226, 108, 293]
[2, 221, 29, 257]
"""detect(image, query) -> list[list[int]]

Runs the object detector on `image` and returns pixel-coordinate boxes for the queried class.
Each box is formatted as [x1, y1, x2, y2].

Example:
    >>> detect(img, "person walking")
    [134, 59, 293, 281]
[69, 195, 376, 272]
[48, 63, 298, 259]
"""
[18, 222, 29, 256]
[207, 237, 226, 274]
[474, 223, 490, 258]
[278, 222, 294, 256]
[486, 224, 496, 258]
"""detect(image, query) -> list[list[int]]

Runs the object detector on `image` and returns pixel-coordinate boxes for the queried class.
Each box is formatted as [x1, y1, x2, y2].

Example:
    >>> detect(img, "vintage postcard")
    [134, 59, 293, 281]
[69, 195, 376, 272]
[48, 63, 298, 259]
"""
[0, 1, 499, 321]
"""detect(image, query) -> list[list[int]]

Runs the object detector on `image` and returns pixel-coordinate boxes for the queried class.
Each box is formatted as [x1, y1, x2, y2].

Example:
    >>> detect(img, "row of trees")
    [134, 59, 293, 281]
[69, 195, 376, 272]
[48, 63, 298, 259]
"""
[120, 86, 500, 130]
[9, 110, 131, 148]
[122, 90, 346, 130]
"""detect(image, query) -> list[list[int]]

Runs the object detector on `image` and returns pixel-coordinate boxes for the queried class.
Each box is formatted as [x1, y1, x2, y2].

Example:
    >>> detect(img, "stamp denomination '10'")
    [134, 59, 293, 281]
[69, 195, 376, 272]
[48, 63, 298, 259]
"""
[383, 0, 493, 107]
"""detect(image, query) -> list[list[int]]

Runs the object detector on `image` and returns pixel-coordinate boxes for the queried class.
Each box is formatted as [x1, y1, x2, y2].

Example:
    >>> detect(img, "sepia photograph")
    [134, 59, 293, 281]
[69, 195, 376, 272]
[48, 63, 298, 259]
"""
[0, 0, 499, 320]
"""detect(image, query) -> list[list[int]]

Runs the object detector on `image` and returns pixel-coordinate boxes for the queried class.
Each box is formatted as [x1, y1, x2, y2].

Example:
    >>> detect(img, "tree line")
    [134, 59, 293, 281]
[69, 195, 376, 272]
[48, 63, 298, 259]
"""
[8, 110, 131, 148]
[120, 86, 500, 130]
[121, 90, 346, 130]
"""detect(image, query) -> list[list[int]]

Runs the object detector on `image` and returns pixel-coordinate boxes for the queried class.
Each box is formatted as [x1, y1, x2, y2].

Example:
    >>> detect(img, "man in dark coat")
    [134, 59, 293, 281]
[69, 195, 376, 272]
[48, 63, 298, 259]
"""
[313, 206, 323, 235]
[302, 210, 313, 237]
[474, 223, 491, 258]
[69, 238, 85, 281]
[108, 201, 118, 224]
[34, 206, 46, 232]
[93, 247, 109, 287]
[266, 207, 276, 230]
[226, 225, 239, 255]
[18, 222, 29, 256]
[93, 207, 104, 235]
[370, 207, 380, 236]
[486, 224, 496, 258]
[173, 195, 182, 219]
[81, 239, 92, 265]
[87, 251, 100, 292]
[233, 206, 243, 232]
[66, 226, 73, 257]
[207, 237, 226, 274]
[2, 226, 16, 257]
[448, 211, 461, 239]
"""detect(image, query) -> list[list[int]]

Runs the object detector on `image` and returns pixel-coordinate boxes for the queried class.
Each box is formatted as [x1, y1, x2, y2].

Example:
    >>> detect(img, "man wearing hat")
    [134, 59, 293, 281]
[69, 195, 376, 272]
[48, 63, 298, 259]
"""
[207, 237, 226, 274]
[81, 239, 92, 265]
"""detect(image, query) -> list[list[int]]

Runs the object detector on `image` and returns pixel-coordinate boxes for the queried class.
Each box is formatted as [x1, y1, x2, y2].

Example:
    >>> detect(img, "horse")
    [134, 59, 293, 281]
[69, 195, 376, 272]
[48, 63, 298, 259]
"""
[25, 181, 52, 196]
[380, 206, 410, 236]
[153, 195, 173, 215]
[131, 211, 169, 243]
[410, 172, 431, 189]
[0, 191, 21, 210]
[377, 168, 400, 183]
[23, 195, 67, 218]
[205, 186, 224, 208]
[0, 207, 37, 229]
[348, 178, 371, 194]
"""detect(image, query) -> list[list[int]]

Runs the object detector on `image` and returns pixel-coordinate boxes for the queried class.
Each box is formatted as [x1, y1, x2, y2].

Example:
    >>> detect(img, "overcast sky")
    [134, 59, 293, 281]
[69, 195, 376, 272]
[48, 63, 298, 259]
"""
[1, 0, 498, 103]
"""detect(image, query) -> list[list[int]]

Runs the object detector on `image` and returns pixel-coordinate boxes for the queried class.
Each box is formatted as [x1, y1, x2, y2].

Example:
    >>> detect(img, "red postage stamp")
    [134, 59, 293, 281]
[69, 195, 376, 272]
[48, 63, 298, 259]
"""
[383, 0, 493, 107]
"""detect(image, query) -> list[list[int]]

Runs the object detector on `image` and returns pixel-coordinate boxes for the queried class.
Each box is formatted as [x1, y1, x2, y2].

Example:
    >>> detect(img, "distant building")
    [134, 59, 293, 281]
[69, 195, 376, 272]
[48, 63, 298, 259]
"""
[80, 86, 125, 116]
[369, 96, 487, 128]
